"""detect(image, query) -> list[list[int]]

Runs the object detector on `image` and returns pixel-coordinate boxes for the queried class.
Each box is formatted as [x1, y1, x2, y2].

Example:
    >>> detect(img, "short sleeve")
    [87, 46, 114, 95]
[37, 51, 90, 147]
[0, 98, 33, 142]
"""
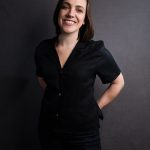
[95, 41, 121, 84]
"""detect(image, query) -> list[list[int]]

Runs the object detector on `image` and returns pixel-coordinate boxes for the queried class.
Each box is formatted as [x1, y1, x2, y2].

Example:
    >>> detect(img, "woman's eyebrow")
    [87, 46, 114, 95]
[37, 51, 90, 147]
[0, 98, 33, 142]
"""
[62, 2, 70, 6]
[76, 5, 85, 10]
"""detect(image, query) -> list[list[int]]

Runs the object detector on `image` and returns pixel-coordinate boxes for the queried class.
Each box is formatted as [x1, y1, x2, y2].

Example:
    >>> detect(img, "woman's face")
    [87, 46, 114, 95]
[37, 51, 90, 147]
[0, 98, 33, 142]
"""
[58, 0, 87, 35]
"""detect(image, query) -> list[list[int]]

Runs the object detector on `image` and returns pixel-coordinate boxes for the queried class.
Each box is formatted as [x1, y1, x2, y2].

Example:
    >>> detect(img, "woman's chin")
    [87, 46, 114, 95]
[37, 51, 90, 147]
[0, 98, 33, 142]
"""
[61, 29, 78, 35]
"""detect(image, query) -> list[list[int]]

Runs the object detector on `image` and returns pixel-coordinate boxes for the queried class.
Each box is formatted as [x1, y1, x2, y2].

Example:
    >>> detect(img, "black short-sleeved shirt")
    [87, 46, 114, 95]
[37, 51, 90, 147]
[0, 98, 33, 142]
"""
[34, 37, 121, 133]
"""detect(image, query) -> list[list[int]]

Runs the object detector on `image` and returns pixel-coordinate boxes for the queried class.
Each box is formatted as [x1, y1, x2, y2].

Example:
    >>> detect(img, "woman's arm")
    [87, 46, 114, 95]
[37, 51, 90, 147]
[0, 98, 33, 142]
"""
[97, 73, 125, 109]
[37, 77, 47, 91]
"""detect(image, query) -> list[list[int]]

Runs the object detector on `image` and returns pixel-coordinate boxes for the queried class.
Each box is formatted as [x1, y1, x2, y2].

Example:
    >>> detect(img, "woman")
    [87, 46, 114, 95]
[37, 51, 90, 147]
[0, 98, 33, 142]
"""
[34, 0, 125, 149]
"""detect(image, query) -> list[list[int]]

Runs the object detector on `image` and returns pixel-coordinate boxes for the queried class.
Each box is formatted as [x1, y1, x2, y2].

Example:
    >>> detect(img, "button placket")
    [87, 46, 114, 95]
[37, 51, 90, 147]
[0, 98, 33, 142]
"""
[58, 69, 63, 98]
[55, 70, 63, 120]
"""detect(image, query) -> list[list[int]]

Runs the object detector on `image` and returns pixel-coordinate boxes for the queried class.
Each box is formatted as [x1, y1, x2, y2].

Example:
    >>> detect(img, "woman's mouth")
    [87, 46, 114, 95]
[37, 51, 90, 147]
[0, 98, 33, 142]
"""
[63, 19, 76, 25]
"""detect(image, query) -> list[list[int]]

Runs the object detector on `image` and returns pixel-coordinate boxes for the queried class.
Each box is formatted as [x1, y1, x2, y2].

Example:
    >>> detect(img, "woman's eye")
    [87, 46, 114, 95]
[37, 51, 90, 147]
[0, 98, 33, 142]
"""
[61, 5, 69, 9]
[76, 9, 83, 13]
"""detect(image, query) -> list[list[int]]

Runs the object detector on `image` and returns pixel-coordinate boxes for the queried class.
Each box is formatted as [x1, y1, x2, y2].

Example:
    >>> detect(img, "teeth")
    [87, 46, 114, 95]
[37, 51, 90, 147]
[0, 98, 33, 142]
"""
[64, 20, 75, 25]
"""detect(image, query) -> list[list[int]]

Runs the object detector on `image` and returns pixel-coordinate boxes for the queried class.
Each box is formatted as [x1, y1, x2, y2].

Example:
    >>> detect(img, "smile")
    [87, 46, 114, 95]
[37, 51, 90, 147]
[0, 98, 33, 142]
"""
[63, 19, 76, 25]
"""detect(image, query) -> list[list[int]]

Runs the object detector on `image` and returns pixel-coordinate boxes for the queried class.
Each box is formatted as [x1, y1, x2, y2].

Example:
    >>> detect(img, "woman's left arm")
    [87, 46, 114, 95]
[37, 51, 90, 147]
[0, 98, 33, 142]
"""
[97, 73, 125, 109]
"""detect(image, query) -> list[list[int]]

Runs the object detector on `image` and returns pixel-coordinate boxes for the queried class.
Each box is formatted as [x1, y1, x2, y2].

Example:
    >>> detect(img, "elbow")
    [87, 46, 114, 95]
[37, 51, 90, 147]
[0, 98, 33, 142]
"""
[120, 74, 125, 90]
[112, 73, 125, 90]
[121, 79, 125, 90]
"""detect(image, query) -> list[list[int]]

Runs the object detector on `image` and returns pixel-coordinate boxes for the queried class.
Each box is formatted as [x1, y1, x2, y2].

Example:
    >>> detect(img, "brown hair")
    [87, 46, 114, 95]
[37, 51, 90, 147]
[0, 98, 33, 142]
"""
[53, 0, 94, 42]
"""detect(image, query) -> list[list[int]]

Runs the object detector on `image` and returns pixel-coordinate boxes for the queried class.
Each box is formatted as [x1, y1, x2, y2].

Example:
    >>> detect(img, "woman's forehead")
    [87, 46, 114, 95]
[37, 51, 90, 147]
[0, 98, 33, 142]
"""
[62, 0, 87, 8]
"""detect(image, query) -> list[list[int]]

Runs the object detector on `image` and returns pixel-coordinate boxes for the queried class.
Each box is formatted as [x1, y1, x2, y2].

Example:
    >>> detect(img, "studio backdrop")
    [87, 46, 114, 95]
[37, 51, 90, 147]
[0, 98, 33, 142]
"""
[0, 0, 150, 150]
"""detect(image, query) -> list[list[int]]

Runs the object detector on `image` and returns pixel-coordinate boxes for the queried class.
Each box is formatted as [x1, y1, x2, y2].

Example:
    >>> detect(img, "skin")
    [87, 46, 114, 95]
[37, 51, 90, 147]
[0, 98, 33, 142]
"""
[37, 0, 125, 110]
[58, 0, 86, 35]
[97, 73, 124, 109]
[56, 0, 87, 68]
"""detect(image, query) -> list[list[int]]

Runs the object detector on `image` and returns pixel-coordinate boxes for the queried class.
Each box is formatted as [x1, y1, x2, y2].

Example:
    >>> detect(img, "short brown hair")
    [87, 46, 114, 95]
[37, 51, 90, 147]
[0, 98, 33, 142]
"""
[53, 0, 94, 42]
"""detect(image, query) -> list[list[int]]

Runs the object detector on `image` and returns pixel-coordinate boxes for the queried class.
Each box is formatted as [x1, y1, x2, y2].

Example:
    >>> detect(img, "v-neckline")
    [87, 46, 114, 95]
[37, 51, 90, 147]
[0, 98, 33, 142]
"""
[53, 39, 79, 70]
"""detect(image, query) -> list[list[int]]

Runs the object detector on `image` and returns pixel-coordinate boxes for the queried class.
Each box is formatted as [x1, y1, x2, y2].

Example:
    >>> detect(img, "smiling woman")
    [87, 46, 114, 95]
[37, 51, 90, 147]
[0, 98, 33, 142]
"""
[34, 0, 124, 150]
[58, 0, 86, 34]
[53, 0, 94, 41]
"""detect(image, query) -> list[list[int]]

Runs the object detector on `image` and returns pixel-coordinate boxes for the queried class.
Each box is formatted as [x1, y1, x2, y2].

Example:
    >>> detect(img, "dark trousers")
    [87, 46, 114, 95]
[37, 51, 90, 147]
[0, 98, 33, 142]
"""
[39, 129, 101, 150]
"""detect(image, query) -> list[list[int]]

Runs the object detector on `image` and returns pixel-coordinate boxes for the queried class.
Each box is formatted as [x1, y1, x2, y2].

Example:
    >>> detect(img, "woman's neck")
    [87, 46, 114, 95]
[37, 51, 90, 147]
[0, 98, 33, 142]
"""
[57, 32, 79, 48]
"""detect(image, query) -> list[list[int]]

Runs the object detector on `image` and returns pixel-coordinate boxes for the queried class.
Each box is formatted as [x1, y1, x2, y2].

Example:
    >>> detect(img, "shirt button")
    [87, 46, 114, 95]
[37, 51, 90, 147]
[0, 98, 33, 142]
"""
[59, 92, 61, 96]
[56, 113, 59, 118]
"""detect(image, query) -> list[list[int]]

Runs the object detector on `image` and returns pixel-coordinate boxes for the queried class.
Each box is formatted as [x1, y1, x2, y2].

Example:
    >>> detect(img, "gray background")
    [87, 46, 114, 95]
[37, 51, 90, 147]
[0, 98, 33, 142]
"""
[0, 0, 150, 149]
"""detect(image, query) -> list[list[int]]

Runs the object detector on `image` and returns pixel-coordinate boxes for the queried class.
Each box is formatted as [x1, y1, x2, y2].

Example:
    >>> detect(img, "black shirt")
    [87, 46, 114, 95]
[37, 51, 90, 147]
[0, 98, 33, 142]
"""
[34, 37, 121, 133]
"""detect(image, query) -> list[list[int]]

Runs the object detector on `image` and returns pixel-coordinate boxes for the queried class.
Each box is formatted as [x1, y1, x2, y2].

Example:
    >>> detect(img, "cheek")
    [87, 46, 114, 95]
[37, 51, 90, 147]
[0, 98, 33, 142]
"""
[58, 11, 64, 25]
[58, 10, 63, 19]
[79, 15, 86, 25]
[59, 10, 67, 18]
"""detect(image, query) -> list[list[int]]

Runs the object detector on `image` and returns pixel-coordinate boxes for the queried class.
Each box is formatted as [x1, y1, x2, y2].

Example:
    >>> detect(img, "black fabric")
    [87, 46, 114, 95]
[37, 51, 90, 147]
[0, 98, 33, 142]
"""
[34, 37, 121, 133]
[39, 128, 101, 150]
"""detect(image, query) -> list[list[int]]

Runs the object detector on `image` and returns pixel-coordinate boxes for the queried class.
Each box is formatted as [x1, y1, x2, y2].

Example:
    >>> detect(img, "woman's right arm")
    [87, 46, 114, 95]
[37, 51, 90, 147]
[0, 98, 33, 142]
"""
[37, 77, 47, 91]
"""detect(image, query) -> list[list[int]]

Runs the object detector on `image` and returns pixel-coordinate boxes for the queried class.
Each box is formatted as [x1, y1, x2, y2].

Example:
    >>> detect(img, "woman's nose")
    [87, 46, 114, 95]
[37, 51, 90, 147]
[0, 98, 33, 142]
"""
[67, 8, 75, 18]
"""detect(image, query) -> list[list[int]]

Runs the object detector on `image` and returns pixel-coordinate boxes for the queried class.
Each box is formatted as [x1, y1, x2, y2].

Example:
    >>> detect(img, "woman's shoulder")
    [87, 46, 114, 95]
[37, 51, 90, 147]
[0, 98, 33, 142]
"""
[35, 37, 56, 54]
[82, 39, 105, 53]
[36, 37, 55, 49]
[86, 39, 115, 58]
[89, 39, 105, 49]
